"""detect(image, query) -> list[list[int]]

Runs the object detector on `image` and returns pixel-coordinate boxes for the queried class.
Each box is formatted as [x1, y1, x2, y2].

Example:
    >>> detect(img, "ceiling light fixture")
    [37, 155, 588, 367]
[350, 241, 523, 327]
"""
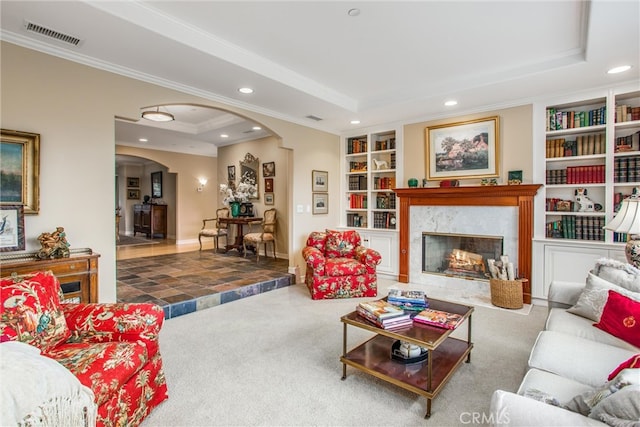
[350, 120, 360, 125]
[138, 138, 148, 142]
[238, 87, 254, 94]
[141, 107, 174, 122]
[220, 134, 229, 138]
[252, 126, 262, 131]
[348, 8, 360, 17]
[607, 65, 632, 74]
[444, 100, 458, 107]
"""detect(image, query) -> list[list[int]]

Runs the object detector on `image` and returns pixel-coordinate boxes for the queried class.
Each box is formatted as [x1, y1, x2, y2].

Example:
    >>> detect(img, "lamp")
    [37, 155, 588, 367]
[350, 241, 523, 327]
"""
[604, 187, 640, 268]
[197, 178, 207, 192]
[142, 107, 174, 122]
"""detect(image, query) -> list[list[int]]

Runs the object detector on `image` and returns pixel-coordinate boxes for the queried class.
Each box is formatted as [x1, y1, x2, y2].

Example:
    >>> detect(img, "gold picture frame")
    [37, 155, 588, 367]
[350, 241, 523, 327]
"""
[312, 193, 328, 214]
[425, 116, 499, 181]
[1, 129, 40, 214]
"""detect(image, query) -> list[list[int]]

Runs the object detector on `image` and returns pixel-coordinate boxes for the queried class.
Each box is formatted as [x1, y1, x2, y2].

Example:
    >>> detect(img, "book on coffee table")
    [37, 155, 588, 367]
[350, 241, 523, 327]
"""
[413, 308, 464, 330]
[358, 299, 406, 320]
[356, 306, 412, 329]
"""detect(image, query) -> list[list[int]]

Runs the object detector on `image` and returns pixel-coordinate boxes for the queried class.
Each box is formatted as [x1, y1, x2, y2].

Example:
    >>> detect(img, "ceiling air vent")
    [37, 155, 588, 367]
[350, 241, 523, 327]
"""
[305, 115, 323, 122]
[24, 21, 82, 46]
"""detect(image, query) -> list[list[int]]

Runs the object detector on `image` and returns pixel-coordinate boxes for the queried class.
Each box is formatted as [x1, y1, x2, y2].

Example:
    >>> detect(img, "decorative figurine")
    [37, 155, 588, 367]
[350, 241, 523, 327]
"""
[574, 188, 602, 212]
[36, 226, 70, 259]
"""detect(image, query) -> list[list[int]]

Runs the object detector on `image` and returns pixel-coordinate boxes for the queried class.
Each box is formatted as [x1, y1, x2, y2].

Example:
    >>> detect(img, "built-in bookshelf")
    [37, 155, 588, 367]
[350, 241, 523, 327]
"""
[541, 89, 640, 244]
[344, 130, 398, 230]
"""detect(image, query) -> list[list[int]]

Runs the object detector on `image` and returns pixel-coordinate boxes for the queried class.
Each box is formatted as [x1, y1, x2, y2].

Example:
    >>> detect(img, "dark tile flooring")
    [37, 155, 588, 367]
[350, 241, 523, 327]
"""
[117, 250, 294, 319]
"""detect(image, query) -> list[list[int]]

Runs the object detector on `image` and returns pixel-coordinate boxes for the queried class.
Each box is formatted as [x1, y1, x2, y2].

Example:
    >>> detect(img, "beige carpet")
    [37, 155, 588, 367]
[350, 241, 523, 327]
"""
[142, 278, 547, 426]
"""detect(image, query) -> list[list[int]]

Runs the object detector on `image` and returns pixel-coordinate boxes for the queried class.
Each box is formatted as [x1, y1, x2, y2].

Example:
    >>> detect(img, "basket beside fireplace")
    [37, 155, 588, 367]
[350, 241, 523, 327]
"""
[489, 278, 526, 309]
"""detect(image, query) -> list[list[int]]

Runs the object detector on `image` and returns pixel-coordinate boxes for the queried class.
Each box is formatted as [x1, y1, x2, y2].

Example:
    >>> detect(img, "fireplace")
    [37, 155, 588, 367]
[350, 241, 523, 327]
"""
[423, 232, 503, 280]
[394, 185, 542, 303]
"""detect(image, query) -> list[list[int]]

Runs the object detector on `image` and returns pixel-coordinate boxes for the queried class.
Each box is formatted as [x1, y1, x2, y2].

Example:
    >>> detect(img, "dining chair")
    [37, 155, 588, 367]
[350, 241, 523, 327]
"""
[198, 207, 230, 251]
[243, 208, 277, 261]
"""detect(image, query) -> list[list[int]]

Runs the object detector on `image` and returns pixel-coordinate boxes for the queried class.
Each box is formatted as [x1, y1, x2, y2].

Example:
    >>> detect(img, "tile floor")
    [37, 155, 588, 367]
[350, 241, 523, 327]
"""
[117, 247, 294, 319]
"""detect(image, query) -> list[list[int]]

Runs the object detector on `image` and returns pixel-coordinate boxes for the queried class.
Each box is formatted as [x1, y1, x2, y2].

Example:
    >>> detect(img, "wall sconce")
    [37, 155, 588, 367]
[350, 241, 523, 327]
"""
[197, 178, 207, 192]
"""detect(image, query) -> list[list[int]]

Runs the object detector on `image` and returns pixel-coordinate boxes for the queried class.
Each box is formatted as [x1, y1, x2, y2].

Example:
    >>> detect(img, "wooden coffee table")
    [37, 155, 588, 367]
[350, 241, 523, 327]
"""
[340, 298, 473, 418]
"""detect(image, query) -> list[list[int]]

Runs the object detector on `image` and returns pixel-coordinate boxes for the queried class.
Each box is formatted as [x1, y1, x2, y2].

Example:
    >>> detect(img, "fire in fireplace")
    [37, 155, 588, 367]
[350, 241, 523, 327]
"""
[422, 232, 504, 280]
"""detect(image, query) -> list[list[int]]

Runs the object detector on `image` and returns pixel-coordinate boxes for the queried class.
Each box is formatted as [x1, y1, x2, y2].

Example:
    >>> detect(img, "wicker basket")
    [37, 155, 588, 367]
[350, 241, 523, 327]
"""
[490, 278, 525, 309]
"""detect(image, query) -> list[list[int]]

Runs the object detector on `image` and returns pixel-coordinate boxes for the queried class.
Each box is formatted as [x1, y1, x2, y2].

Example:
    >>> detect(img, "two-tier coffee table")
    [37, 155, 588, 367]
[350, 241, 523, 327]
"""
[340, 298, 473, 418]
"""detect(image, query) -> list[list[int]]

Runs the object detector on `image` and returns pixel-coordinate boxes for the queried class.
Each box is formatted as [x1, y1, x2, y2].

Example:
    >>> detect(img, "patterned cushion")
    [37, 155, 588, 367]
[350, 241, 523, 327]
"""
[568, 273, 640, 321]
[306, 231, 327, 252]
[44, 341, 149, 407]
[1, 271, 71, 352]
[325, 258, 367, 277]
[244, 232, 274, 243]
[325, 229, 360, 259]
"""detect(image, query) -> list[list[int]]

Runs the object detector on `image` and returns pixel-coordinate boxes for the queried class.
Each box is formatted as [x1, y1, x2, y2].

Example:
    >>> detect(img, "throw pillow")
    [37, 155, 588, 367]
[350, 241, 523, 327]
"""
[608, 354, 640, 381]
[591, 257, 640, 293]
[594, 290, 640, 348]
[325, 229, 359, 259]
[568, 273, 640, 322]
[589, 385, 640, 426]
[523, 388, 560, 406]
[0, 271, 70, 351]
[563, 368, 637, 416]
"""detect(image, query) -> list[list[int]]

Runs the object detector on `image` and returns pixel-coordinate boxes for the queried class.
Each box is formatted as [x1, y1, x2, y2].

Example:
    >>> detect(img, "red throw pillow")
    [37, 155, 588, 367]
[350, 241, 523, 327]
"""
[0, 271, 70, 351]
[594, 290, 640, 348]
[325, 229, 359, 259]
[608, 354, 640, 381]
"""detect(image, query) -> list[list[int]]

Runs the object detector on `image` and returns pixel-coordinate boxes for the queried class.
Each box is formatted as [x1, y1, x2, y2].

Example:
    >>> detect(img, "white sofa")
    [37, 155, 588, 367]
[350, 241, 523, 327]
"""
[490, 259, 640, 426]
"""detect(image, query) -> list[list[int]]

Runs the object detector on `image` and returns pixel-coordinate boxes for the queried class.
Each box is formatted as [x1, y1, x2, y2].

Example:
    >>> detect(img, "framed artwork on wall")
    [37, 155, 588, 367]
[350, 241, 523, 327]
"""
[227, 165, 236, 182]
[0, 205, 25, 252]
[264, 193, 274, 205]
[312, 193, 328, 215]
[128, 189, 140, 199]
[240, 153, 259, 199]
[263, 161, 275, 177]
[151, 171, 162, 198]
[312, 170, 328, 192]
[264, 178, 274, 193]
[425, 116, 499, 180]
[0, 129, 40, 214]
[127, 177, 140, 188]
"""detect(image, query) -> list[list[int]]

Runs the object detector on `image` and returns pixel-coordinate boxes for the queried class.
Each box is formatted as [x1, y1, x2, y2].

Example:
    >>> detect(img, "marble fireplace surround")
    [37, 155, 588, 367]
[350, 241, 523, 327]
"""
[394, 185, 542, 304]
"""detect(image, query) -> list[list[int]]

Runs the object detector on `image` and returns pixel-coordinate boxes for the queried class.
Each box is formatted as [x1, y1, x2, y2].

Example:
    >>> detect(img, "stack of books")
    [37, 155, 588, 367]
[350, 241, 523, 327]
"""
[413, 308, 464, 330]
[356, 300, 413, 330]
[387, 289, 429, 312]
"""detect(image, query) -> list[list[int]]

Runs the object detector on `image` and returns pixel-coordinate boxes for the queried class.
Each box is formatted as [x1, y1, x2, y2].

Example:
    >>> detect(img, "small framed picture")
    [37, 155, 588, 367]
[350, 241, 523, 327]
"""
[508, 170, 523, 185]
[263, 161, 275, 177]
[127, 189, 140, 199]
[312, 193, 328, 215]
[264, 192, 274, 205]
[265, 178, 274, 192]
[227, 165, 236, 182]
[312, 170, 328, 192]
[127, 177, 140, 188]
[0, 205, 25, 252]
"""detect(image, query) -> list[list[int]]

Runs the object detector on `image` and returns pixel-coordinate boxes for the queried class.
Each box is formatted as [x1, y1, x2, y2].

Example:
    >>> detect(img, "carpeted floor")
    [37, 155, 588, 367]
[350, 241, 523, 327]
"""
[117, 250, 294, 319]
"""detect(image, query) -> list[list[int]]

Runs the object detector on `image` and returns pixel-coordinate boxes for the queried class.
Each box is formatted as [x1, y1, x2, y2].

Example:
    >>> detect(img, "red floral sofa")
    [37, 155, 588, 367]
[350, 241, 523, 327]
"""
[302, 230, 381, 299]
[0, 270, 168, 426]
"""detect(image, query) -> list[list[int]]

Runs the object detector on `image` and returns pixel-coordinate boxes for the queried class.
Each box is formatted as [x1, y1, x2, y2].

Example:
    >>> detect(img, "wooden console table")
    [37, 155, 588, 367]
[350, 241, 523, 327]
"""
[0, 248, 100, 303]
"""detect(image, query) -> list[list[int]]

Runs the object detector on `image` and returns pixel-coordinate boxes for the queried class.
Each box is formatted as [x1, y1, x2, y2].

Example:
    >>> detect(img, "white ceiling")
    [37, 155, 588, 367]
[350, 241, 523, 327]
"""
[1, 1, 639, 157]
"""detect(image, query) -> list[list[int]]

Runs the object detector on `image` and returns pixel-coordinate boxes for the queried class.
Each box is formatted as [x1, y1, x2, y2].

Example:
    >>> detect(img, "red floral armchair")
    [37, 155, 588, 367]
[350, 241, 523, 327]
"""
[1, 271, 168, 427]
[302, 230, 381, 299]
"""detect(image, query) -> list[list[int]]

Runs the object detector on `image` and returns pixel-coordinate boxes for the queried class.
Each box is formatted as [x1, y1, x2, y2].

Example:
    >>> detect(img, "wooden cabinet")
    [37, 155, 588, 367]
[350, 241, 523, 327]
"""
[133, 204, 167, 238]
[0, 249, 100, 303]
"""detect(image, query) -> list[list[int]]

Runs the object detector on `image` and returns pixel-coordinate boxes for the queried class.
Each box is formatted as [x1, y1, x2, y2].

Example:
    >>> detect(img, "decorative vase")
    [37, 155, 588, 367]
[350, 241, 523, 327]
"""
[230, 202, 240, 217]
[408, 178, 418, 188]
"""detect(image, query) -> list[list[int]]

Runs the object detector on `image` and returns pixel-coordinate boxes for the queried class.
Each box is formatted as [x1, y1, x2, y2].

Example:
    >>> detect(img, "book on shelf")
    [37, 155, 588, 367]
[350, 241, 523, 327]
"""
[546, 107, 606, 131]
[545, 216, 605, 241]
[413, 308, 465, 330]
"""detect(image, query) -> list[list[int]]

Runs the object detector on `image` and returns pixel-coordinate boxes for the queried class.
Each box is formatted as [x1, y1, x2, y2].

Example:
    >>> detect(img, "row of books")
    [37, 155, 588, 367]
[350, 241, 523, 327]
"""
[614, 131, 640, 152]
[615, 105, 640, 123]
[349, 194, 367, 209]
[375, 193, 396, 209]
[546, 165, 606, 185]
[614, 156, 640, 183]
[546, 134, 606, 158]
[346, 213, 366, 228]
[349, 161, 367, 172]
[546, 216, 606, 241]
[348, 174, 367, 191]
[356, 290, 465, 331]
[373, 138, 396, 151]
[373, 176, 396, 190]
[372, 212, 396, 229]
[347, 138, 367, 154]
[546, 107, 606, 131]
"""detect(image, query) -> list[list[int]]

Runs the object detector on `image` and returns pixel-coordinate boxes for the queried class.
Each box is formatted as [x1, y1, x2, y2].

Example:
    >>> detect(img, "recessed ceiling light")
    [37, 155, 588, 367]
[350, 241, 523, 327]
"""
[607, 65, 631, 74]
[348, 8, 360, 17]
[252, 126, 262, 131]
[238, 87, 254, 94]
[350, 120, 360, 125]
[138, 138, 148, 142]
[444, 100, 458, 107]
[220, 134, 229, 138]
